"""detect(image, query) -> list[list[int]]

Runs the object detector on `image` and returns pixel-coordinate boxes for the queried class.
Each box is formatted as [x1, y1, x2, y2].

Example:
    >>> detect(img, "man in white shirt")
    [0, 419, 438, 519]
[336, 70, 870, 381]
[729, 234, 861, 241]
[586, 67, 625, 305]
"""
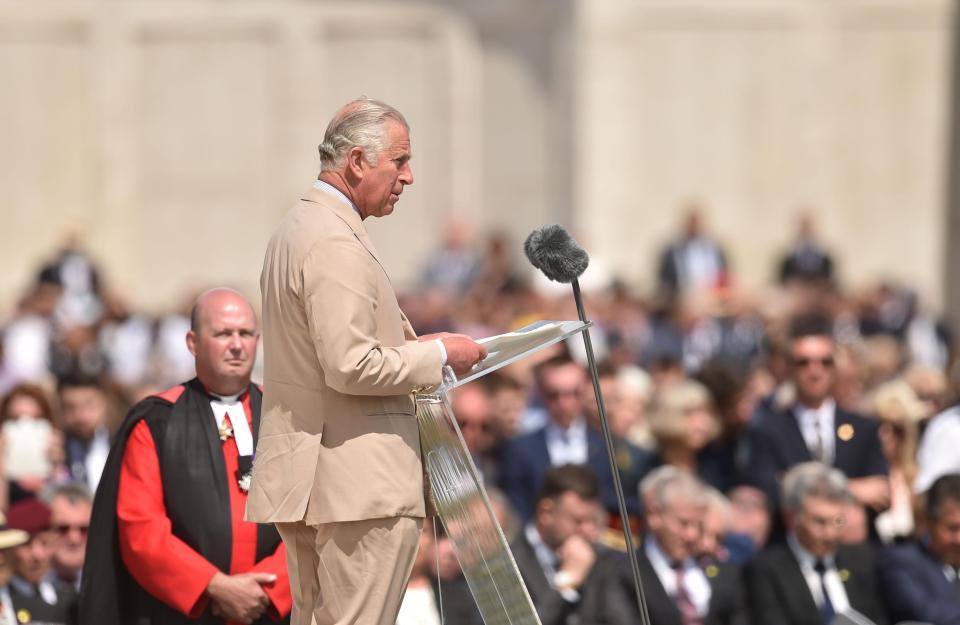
[746, 462, 889, 625]
[500, 356, 615, 521]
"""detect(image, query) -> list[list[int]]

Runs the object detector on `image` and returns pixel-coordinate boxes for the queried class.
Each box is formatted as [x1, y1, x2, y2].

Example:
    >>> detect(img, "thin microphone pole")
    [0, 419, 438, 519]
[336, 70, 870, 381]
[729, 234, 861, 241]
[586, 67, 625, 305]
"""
[571, 278, 652, 625]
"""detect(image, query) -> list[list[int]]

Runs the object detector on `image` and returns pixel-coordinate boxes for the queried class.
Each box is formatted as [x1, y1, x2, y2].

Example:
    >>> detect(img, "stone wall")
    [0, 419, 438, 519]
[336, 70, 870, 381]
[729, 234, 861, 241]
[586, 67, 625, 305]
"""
[0, 0, 953, 313]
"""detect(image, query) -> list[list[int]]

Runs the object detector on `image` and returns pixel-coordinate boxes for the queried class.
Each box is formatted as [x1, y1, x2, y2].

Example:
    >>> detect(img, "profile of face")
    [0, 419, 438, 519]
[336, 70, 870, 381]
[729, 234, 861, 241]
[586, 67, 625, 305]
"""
[930, 499, 960, 567]
[790, 336, 836, 407]
[540, 364, 587, 430]
[536, 492, 601, 551]
[186, 291, 259, 395]
[59, 385, 108, 440]
[647, 494, 705, 563]
[353, 120, 414, 219]
[788, 495, 845, 559]
[13, 532, 57, 584]
[49, 495, 91, 575]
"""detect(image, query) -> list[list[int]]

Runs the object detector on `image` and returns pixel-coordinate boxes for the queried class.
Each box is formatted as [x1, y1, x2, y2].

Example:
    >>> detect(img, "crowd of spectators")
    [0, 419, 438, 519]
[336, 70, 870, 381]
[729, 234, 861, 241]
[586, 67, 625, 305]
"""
[2, 208, 960, 625]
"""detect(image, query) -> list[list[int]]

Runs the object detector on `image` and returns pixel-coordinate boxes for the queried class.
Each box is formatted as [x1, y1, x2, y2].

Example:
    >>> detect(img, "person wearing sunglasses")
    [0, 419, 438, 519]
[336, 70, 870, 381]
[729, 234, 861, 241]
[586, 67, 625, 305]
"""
[743, 315, 889, 542]
[41, 482, 91, 592]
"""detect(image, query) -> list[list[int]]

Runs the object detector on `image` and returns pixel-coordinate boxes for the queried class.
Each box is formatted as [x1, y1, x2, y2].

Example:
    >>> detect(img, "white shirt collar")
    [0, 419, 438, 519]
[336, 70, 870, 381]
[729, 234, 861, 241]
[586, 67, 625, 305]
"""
[313, 179, 361, 217]
[794, 398, 837, 462]
[786, 532, 850, 613]
[544, 418, 589, 466]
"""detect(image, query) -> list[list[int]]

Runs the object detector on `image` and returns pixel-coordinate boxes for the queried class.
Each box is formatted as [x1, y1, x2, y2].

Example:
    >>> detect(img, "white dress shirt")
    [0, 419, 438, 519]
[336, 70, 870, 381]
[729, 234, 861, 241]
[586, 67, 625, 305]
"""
[0, 586, 15, 625]
[645, 536, 711, 618]
[786, 533, 851, 614]
[545, 418, 588, 466]
[794, 399, 836, 464]
[85, 427, 111, 493]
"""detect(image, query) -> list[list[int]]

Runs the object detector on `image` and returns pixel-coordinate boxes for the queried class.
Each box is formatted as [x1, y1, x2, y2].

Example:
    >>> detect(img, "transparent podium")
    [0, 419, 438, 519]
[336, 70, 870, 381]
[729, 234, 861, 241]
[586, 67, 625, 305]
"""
[416, 320, 589, 625]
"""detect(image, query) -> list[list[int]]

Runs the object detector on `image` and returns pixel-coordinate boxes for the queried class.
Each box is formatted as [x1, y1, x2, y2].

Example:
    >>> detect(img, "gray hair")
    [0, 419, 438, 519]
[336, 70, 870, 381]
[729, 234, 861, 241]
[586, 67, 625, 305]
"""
[781, 461, 850, 514]
[318, 98, 409, 171]
[41, 481, 93, 506]
[640, 465, 704, 511]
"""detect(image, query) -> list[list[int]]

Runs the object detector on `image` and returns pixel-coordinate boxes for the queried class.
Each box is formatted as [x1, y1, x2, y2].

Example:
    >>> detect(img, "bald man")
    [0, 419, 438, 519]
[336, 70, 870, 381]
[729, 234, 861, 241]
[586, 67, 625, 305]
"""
[79, 289, 293, 625]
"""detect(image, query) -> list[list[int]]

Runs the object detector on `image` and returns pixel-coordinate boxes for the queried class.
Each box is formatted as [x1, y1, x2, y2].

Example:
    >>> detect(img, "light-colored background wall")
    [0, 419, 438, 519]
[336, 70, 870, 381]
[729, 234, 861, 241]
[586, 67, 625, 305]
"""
[0, 0, 954, 313]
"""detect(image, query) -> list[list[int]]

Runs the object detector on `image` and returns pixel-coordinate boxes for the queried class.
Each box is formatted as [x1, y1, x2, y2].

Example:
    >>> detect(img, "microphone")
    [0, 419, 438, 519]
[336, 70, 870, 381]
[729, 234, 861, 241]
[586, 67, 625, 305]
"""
[523, 224, 653, 625]
[523, 225, 589, 284]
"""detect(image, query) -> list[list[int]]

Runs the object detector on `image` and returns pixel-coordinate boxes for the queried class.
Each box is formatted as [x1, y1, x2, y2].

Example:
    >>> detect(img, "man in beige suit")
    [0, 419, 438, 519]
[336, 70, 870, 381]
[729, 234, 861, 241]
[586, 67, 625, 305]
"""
[246, 98, 486, 625]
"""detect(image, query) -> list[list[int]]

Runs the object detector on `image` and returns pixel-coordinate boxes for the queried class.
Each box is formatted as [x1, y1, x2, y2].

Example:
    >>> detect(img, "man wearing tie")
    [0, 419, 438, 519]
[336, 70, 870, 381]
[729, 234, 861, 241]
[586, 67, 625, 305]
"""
[245, 98, 486, 625]
[746, 462, 888, 625]
[744, 315, 889, 531]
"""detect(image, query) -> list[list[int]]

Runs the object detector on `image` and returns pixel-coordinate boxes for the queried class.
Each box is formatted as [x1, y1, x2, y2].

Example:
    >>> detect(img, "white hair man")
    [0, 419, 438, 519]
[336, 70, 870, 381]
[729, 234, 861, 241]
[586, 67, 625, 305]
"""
[627, 466, 747, 625]
[246, 98, 486, 625]
[745, 462, 889, 625]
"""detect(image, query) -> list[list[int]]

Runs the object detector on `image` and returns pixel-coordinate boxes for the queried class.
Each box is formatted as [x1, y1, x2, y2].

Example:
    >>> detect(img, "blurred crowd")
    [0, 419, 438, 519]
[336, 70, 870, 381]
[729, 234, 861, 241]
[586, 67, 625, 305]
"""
[2, 207, 960, 625]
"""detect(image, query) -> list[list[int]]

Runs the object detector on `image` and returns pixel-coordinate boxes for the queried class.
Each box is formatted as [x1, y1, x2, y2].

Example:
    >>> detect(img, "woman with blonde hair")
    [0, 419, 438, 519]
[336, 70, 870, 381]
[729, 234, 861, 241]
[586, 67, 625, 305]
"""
[863, 378, 931, 543]
[648, 379, 722, 486]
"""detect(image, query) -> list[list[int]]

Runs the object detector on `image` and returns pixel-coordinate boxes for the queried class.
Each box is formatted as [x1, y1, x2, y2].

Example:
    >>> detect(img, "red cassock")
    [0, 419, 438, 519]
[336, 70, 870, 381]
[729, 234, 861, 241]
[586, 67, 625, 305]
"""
[116, 389, 291, 623]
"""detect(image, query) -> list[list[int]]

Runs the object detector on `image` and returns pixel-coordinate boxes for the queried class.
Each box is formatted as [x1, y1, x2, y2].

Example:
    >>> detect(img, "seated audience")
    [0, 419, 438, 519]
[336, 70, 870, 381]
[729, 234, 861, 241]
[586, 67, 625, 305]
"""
[626, 467, 747, 625]
[878, 473, 960, 624]
[57, 374, 113, 493]
[500, 356, 616, 521]
[745, 462, 888, 625]
[0, 384, 65, 507]
[511, 465, 633, 625]
[743, 316, 889, 535]
[43, 483, 91, 591]
[6, 499, 77, 624]
[0, 510, 30, 623]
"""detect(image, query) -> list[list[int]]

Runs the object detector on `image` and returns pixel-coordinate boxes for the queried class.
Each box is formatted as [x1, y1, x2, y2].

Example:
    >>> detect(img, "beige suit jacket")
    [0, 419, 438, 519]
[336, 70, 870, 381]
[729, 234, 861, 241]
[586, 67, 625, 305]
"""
[245, 185, 443, 525]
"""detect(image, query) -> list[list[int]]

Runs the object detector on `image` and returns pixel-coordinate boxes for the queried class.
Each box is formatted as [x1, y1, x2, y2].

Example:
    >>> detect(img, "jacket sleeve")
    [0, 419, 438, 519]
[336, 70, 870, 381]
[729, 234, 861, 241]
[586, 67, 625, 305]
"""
[878, 547, 960, 625]
[250, 540, 292, 620]
[302, 234, 442, 396]
[117, 421, 219, 617]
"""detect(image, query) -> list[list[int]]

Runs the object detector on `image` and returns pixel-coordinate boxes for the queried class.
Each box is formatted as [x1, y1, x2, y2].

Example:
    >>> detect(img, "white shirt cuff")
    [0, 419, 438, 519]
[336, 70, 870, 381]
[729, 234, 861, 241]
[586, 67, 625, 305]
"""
[435, 338, 447, 365]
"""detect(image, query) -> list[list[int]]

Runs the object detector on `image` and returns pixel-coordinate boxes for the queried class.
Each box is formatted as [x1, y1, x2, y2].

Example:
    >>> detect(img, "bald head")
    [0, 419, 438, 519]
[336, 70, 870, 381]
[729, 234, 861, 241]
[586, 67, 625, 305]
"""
[190, 288, 256, 332]
[186, 288, 259, 395]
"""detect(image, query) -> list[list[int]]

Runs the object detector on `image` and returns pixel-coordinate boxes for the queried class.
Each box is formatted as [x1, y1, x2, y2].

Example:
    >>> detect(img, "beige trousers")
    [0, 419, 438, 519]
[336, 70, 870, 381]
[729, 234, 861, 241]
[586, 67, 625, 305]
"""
[276, 517, 422, 625]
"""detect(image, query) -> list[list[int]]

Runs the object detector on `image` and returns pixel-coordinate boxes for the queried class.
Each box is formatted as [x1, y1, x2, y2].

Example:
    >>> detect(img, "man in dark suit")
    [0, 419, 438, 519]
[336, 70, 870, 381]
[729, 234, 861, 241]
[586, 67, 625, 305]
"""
[500, 355, 619, 521]
[878, 473, 960, 624]
[743, 316, 889, 528]
[509, 465, 634, 625]
[623, 467, 747, 625]
[6, 499, 77, 625]
[746, 462, 888, 625]
[656, 207, 729, 298]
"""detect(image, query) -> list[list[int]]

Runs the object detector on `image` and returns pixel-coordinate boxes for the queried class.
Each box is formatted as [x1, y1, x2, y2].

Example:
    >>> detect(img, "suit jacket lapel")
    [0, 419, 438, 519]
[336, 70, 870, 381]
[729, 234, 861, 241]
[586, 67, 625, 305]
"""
[782, 408, 814, 464]
[513, 535, 552, 601]
[773, 547, 821, 624]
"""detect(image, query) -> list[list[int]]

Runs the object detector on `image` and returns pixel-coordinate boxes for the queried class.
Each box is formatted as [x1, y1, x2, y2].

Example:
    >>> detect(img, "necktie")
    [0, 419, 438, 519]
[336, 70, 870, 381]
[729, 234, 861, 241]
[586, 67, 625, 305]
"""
[814, 560, 835, 625]
[673, 563, 702, 625]
[813, 413, 827, 463]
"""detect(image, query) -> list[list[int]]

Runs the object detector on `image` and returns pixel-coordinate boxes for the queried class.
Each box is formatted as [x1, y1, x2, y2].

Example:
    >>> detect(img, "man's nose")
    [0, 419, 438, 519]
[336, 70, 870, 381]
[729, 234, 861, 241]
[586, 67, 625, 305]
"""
[400, 162, 413, 186]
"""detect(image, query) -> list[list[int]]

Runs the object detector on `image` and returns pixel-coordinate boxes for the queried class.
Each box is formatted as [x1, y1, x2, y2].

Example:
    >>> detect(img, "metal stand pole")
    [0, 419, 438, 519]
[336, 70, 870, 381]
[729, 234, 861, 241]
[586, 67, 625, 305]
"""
[571, 278, 651, 625]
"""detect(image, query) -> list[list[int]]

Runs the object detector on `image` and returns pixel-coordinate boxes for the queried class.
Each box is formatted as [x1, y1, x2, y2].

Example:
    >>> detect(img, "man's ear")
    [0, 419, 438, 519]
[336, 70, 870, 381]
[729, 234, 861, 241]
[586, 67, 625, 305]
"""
[186, 330, 198, 357]
[347, 147, 365, 179]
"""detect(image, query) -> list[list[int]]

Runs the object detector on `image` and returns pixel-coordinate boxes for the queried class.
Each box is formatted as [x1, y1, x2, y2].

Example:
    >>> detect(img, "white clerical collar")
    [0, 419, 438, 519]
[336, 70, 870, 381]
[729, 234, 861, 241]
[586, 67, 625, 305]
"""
[209, 394, 254, 456]
[314, 179, 361, 217]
